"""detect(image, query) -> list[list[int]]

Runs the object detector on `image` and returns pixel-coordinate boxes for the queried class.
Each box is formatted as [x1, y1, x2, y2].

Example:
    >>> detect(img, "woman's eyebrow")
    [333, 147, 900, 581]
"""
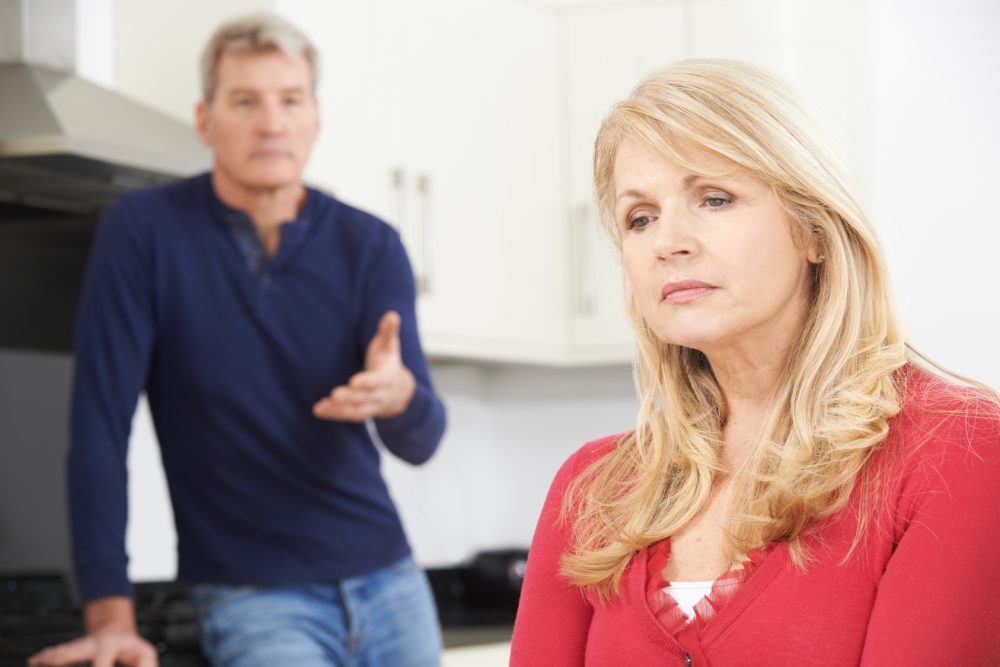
[616, 175, 712, 202]
[616, 188, 646, 202]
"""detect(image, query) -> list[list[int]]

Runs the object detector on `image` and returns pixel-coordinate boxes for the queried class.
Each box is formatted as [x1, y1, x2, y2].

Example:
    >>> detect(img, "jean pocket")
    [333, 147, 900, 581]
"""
[191, 584, 260, 623]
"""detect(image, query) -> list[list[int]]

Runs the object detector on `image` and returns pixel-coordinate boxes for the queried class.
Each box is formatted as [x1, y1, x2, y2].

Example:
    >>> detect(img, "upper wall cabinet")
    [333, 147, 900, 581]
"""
[376, 0, 571, 364]
[273, 0, 868, 366]
[281, 0, 589, 365]
[562, 3, 688, 361]
[687, 0, 870, 193]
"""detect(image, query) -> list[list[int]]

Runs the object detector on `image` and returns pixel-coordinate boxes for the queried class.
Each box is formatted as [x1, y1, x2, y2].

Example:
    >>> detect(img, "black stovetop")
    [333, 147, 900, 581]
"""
[1, 565, 520, 664]
[0, 573, 208, 667]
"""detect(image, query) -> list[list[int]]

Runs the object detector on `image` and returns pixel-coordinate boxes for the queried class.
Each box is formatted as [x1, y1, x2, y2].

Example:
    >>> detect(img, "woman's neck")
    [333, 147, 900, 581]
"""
[707, 349, 790, 469]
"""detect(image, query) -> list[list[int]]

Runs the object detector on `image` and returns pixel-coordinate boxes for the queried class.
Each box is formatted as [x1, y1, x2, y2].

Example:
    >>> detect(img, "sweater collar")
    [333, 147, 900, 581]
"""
[201, 171, 315, 235]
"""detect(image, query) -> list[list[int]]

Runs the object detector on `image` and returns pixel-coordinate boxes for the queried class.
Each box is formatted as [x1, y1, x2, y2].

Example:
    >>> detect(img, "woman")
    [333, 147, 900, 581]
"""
[510, 59, 1000, 666]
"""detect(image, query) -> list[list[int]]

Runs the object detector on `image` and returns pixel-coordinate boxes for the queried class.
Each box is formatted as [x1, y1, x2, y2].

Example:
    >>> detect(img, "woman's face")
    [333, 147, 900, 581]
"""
[614, 137, 816, 361]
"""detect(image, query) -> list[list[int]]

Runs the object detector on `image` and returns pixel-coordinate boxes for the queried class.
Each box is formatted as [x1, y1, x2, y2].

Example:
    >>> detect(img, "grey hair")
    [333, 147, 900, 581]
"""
[199, 12, 319, 102]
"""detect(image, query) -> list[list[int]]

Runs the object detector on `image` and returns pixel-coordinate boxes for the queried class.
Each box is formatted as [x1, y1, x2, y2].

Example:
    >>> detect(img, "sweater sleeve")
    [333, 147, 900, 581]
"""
[860, 406, 1000, 665]
[365, 229, 446, 465]
[68, 196, 156, 603]
[510, 442, 605, 665]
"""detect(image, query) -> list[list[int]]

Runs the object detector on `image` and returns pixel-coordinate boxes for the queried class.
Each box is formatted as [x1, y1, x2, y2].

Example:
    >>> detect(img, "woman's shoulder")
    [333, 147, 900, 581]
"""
[543, 433, 628, 503]
[895, 366, 1000, 450]
[577, 432, 627, 463]
[884, 365, 1000, 488]
[560, 433, 626, 477]
[860, 367, 1000, 572]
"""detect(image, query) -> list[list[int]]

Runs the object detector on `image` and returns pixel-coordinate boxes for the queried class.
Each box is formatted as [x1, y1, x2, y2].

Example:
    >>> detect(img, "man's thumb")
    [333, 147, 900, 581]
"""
[373, 311, 401, 352]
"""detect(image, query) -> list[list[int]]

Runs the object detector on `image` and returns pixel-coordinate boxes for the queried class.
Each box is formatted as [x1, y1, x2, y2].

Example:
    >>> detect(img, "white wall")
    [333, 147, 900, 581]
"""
[383, 363, 635, 567]
[112, 0, 271, 121]
[867, 0, 1000, 389]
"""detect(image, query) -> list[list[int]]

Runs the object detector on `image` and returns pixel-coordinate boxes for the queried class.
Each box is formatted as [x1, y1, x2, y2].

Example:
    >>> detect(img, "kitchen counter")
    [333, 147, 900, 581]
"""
[2, 568, 521, 664]
[443, 640, 511, 667]
[443, 623, 513, 649]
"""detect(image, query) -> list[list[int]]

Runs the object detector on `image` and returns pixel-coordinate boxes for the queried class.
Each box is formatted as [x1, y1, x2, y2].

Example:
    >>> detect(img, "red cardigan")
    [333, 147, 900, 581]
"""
[511, 372, 1000, 666]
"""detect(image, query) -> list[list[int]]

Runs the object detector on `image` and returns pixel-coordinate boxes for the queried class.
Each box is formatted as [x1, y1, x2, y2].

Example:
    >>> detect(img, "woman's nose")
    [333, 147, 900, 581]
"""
[653, 205, 697, 259]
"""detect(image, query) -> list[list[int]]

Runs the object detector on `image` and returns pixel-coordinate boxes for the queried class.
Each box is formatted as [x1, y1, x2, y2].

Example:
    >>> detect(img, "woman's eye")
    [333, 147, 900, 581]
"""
[703, 194, 732, 209]
[626, 215, 652, 231]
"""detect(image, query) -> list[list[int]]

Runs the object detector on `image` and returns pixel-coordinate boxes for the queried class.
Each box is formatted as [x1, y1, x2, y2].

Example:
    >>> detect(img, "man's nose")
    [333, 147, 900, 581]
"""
[256, 100, 286, 133]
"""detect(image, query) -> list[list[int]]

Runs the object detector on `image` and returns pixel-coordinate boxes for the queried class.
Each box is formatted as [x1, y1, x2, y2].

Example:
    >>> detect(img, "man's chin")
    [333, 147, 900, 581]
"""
[238, 173, 302, 191]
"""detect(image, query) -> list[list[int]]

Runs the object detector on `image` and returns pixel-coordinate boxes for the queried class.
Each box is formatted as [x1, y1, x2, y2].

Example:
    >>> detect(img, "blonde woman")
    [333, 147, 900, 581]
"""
[510, 60, 1000, 666]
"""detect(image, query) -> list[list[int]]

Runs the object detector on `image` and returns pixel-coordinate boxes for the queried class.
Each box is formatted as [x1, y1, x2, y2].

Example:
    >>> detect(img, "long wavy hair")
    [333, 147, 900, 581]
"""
[561, 59, 914, 599]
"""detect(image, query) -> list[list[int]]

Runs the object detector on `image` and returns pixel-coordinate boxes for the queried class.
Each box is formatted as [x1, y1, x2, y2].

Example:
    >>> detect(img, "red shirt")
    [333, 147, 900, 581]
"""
[511, 372, 1000, 666]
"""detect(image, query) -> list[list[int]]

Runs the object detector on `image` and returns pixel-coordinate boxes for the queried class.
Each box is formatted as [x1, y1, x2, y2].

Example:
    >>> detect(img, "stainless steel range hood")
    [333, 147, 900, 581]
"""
[0, 62, 209, 214]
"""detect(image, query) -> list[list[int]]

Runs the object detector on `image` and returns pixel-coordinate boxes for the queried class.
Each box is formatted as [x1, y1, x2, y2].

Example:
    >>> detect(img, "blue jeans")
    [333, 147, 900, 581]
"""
[190, 555, 442, 667]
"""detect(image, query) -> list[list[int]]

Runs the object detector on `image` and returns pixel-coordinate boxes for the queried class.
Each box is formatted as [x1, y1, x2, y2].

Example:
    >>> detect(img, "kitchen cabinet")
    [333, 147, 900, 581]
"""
[273, 0, 388, 217]
[282, 0, 586, 364]
[687, 0, 871, 192]
[274, 0, 869, 366]
[283, 0, 647, 364]
[562, 4, 688, 359]
[375, 0, 569, 363]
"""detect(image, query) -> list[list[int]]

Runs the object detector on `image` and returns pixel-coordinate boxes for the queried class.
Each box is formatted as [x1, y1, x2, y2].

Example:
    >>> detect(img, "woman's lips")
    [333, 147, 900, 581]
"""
[661, 280, 717, 305]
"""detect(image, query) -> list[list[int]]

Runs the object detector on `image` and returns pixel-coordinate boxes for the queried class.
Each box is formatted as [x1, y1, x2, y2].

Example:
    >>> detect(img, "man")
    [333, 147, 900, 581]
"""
[30, 13, 446, 667]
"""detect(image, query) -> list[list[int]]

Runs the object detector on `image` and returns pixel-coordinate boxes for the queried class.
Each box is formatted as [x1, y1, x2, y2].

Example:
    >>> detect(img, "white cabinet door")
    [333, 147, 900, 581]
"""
[379, 0, 566, 362]
[563, 4, 687, 362]
[689, 0, 870, 193]
[275, 0, 566, 364]
[274, 0, 394, 220]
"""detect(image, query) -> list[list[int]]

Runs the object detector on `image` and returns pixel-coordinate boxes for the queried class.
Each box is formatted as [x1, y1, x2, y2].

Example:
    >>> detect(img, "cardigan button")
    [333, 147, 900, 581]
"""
[683, 652, 692, 666]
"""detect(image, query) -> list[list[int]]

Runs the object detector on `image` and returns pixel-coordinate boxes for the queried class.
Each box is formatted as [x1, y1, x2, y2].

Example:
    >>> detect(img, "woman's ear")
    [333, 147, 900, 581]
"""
[804, 226, 825, 265]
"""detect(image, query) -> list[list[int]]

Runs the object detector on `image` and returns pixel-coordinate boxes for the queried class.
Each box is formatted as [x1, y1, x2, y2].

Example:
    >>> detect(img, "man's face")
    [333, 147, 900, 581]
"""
[196, 49, 320, 192]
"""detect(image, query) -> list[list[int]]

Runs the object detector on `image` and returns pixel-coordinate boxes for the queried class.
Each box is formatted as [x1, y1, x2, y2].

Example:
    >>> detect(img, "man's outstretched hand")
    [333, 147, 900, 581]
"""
[313, 311, 417, 422]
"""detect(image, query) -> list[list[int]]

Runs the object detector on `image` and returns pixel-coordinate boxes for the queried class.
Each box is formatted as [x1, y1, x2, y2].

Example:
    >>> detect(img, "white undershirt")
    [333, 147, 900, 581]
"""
[663, 580, 716, 619]
[664, 577, 742, 620]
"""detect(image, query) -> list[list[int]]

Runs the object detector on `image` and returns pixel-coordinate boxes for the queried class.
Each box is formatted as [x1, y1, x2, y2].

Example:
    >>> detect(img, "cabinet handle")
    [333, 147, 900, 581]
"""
[574, 203, 596, 317]
[390, 167, 406, 231]
[416, 173, 432, 295]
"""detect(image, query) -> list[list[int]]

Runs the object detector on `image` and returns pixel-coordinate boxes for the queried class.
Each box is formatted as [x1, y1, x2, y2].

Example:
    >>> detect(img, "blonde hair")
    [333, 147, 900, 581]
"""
[199, 12, 319, 102]
[562, 59, 912, 599]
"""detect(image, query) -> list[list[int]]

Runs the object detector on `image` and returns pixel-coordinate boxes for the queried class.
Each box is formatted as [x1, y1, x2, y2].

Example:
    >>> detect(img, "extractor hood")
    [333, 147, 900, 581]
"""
[0, 62, 209, 215]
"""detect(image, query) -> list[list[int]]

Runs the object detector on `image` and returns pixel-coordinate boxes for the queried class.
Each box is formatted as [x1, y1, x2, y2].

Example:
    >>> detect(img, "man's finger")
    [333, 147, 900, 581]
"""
[369, 311, 401, 356]
[314, 391, 379, 422]
[348, 369, 388, 391]
[315, 384, 387, 413]
[313, 398, 378, 422]
[29, 637, 94, 665]
[330, 385, 379, 406]
[93, 645, 117, 667]
[28, 638, 94, 665]
[136, 642, 158, 667]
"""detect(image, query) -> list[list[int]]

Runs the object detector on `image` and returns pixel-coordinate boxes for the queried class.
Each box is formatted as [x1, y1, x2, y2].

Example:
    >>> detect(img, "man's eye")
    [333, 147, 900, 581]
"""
[234, 98, 254, 107]
[283, 97, 303, 106]
[626, 215, 652, 231]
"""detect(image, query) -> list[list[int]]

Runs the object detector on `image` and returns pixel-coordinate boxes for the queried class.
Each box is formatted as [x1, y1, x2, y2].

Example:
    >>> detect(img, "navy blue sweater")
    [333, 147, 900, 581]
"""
[68, 173, 446, 603]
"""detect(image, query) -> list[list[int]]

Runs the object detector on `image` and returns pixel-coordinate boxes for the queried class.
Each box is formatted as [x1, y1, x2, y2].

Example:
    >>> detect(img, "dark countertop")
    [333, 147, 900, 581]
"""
[443, 624, 513, 649]
[427, 563, 519, 649]
[1, 566, 522, 661]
